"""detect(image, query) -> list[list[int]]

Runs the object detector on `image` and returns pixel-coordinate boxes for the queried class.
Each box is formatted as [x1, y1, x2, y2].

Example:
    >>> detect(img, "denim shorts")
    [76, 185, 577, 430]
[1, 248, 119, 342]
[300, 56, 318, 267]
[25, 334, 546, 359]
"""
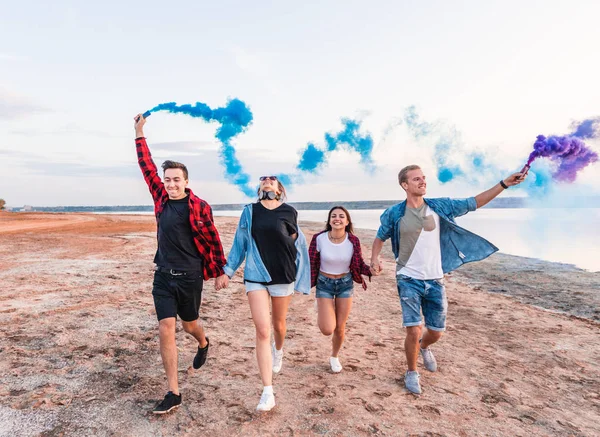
[244, 281, 295, 297]
[397, 274, 447, 331]
[315, 273, 354, 299]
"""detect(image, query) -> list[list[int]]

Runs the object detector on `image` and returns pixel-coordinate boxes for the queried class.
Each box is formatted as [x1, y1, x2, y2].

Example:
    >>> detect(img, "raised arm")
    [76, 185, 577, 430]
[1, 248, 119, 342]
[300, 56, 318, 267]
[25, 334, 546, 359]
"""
[474, 172, 526, 209]
[134, 113, 165, 204]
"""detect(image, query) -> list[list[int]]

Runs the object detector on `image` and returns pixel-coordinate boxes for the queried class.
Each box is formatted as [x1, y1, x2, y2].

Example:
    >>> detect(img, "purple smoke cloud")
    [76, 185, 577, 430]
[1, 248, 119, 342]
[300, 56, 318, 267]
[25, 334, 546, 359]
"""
[526, 134, 598, 182]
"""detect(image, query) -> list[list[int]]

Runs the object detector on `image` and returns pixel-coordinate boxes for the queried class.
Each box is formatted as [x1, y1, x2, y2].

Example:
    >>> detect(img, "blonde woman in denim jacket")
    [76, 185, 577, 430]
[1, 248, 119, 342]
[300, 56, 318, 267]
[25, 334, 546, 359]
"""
[218, 175, 310, 411]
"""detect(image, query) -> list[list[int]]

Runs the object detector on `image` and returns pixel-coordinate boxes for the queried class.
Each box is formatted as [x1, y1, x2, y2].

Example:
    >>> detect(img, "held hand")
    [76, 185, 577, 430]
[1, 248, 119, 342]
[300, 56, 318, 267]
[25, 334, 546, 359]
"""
[215, 274, 229, 290]
[134, 113, 146, 137]
[504, 172, 527, 187]
[370, 259, 383, 276]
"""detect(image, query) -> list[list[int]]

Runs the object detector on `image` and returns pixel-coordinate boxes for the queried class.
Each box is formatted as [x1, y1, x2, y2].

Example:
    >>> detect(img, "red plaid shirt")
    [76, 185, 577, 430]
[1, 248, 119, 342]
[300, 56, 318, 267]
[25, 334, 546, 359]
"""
[136, 137, 226, 280]
[308, 230, 372, 290]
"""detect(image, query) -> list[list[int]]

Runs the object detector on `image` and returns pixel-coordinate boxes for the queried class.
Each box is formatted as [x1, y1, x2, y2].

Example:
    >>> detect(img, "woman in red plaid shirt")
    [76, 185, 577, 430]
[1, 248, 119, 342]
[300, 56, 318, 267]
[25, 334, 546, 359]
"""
[308, 206, 372, 373]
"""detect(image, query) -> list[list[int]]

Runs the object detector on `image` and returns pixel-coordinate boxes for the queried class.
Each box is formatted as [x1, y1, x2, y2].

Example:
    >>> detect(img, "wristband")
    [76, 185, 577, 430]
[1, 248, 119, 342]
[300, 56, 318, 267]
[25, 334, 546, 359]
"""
[499, 180, 508, 189]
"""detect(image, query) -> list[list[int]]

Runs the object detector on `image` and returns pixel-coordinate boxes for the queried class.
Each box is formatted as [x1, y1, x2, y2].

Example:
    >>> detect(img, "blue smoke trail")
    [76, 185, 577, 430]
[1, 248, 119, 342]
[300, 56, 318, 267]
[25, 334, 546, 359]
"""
[297, 118, 375, 173]
[151, 99, 255, 197]
[404, 107, 472, 184]
[404, 106, 435, 138]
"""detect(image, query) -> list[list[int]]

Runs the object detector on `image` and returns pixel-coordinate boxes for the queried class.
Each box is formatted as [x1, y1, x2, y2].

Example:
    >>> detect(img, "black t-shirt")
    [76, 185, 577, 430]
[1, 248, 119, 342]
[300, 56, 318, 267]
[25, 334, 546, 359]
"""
[251, 202, 298, 285]
[154, 196, 203, 272]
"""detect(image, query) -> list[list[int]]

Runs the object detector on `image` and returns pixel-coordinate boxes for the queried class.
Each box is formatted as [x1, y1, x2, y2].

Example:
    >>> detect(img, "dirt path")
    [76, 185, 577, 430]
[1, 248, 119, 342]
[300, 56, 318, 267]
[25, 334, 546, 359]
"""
[0, 213, 598, 436]
[0, 212, 97, 234]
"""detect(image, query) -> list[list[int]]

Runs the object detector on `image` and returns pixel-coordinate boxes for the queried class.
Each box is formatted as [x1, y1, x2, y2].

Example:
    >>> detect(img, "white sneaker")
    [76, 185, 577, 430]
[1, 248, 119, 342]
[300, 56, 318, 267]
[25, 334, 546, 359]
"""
[330, 357, 342, 373]
[256, 392, 276, 411]
[272, 343, 283, 374]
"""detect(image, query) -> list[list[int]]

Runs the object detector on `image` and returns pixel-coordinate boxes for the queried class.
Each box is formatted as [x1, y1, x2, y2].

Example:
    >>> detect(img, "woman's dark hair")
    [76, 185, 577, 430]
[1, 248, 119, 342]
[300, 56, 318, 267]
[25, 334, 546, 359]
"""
[325, 206, 354, 234]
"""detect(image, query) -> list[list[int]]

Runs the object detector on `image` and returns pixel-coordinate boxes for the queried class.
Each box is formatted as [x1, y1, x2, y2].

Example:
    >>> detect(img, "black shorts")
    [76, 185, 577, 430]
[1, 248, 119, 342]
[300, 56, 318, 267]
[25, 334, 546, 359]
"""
[152, 270, 204, 322]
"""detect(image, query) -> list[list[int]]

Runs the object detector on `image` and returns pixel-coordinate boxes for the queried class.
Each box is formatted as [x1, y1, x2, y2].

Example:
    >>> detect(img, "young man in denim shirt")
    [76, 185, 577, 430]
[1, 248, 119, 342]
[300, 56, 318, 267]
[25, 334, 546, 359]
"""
[370, 165, 526, 394]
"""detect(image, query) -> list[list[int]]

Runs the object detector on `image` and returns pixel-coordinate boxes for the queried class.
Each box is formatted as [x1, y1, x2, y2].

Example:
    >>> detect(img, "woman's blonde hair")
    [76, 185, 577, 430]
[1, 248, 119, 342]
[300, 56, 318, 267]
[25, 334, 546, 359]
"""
[257, 179, 287, 201]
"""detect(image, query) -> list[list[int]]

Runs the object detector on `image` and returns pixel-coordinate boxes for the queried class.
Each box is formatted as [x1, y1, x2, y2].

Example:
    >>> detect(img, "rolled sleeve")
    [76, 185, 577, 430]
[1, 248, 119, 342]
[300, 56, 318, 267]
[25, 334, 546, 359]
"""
[376, 208, 393, 241]
[450, 197, 477, 218]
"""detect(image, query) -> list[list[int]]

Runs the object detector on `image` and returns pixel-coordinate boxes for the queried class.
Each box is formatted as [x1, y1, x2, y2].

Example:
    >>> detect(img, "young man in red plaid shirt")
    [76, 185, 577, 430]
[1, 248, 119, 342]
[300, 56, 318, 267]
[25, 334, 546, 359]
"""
[134, 113, 228, 414]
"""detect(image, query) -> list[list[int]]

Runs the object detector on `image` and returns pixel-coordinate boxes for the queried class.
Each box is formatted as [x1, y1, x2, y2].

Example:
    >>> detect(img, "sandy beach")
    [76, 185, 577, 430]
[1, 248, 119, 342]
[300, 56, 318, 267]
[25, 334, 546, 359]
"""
[0, 212, 599, 437]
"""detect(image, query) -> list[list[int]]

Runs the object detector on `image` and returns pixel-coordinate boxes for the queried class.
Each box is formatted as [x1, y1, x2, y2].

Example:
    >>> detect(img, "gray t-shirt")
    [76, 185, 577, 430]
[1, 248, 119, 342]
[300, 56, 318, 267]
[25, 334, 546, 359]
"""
[397, 204, 441, 279]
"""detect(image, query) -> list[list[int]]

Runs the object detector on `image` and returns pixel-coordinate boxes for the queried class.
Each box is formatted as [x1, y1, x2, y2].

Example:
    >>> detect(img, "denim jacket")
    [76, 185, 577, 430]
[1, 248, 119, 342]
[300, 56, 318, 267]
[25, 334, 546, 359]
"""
[376, 197, 498, 273]
[223, 204, 311, 294]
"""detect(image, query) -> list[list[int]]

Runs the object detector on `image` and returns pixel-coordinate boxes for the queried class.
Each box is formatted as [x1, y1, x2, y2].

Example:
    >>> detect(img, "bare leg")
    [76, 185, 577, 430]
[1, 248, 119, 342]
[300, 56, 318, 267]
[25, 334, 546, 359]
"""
[317, 297, 336, 336]
[271, 295, 293, 350]
[420, 328, 443, 349]
[181, 319, 208, 348]
[405, 325, 422, 372]
[158, 317, 179, 394]
[247, 289, 272, 386]
[332, 297, 353, 357]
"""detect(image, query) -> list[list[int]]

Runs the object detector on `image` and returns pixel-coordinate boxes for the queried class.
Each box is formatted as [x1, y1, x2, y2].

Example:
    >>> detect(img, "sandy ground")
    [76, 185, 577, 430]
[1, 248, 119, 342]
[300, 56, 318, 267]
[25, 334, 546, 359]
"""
[0, 212, 599, 437]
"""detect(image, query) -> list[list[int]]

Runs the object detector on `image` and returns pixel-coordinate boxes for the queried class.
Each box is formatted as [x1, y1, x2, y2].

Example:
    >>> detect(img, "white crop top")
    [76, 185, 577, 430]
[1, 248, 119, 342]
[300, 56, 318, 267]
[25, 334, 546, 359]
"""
[316, 232, 354, 275]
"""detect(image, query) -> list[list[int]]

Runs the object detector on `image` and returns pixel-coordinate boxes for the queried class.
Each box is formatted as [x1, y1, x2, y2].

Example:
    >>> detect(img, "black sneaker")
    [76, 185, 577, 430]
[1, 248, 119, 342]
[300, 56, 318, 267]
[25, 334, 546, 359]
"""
[193, 337, 209, 369]
[152, 391, 182, 414]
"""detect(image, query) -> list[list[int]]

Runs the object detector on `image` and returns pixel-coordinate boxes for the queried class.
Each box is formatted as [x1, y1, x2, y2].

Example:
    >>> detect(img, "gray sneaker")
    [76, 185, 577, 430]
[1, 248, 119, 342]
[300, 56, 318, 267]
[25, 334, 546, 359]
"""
[404, 370, 422, 394]
[420, 346, 437, 372]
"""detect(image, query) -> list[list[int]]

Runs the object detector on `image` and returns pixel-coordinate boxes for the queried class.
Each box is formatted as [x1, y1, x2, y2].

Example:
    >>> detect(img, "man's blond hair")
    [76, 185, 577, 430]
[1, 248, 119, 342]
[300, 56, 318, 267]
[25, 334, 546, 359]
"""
[398, 165, 421, 186]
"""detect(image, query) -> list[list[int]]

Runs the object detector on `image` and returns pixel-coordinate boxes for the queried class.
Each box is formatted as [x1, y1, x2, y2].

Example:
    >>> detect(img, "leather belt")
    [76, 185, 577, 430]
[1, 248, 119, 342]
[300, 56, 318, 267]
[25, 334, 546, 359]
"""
[155, 266, 201, 276]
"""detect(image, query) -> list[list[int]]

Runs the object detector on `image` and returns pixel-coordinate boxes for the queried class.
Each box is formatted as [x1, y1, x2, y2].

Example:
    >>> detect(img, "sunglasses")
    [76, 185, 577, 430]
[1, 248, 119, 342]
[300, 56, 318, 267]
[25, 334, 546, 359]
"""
[259, 176, 278, 181]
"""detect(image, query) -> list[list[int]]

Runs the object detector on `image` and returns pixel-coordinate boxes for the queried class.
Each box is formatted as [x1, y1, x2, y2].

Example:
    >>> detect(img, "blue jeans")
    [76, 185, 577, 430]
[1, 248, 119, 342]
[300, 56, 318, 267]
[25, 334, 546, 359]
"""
[315, 273, 354, 299]
[397, 274, 447, 331]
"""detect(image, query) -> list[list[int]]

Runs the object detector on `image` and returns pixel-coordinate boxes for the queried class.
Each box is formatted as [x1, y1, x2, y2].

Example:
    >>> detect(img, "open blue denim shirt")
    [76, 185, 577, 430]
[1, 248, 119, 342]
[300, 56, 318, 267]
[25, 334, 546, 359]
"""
[376, 197, 498, 273]
[223, 204, 311, 294]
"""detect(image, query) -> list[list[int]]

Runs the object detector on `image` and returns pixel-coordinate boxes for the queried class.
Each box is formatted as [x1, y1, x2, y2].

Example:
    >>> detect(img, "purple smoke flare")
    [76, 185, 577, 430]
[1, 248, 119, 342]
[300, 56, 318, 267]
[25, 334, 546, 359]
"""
[570, 117, 600, 140]
[526, 134, 598, 182]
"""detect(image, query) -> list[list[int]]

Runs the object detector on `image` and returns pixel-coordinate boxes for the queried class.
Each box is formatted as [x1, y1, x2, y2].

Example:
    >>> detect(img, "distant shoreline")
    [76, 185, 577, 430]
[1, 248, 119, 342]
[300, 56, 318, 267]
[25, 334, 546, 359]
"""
[9, 196, 600, 212]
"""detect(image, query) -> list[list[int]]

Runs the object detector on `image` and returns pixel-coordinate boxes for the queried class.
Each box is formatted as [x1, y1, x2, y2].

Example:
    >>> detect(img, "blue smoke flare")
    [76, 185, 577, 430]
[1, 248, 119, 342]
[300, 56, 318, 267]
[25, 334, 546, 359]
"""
[297, 118, 375, 173]
[151, 99, 255, 197]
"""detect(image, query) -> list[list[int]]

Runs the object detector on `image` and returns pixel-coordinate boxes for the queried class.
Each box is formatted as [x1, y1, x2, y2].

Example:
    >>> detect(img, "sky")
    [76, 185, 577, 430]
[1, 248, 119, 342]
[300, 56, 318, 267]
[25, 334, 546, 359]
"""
[1, 0, 599, 207]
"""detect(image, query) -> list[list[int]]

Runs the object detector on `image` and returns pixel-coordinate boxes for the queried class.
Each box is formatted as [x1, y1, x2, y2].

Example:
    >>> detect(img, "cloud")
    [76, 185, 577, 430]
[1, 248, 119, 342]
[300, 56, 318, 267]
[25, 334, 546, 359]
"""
[0, 53, 29, 62]
[9, 123, 124, 138]
[0, 89, 48, 120]
[225, 44, 280, 95]
[151, 140, 217, 153]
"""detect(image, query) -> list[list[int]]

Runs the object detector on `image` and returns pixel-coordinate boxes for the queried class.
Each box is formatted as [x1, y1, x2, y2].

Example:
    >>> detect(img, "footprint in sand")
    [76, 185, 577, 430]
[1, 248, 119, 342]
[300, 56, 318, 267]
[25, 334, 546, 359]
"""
[416, 405, 441, 415]
[374, 390, 392, 398]
[349, 397, 384, 413]
[227, 405, 253, 424]
[365, 350, 378, 360]
[338, 384, 355, 391]
[362, 374, 376, 381]
[310, 405, 335, 414]
[349, 397, 365, 406]
[202, 384, 219, 392]
[364, 402, 384, 413]
[346, 358, 360, 364]
[307, 389, 325, 399]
